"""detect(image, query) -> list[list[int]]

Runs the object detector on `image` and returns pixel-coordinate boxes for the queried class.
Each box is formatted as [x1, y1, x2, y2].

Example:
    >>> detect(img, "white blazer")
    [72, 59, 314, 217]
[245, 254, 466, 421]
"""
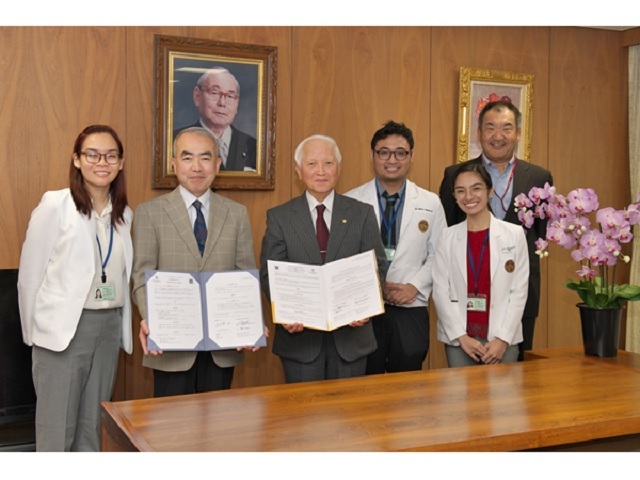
[432, 214, 528, 346]
[346, 179, 446, 307]
[18, 188, 133, 353]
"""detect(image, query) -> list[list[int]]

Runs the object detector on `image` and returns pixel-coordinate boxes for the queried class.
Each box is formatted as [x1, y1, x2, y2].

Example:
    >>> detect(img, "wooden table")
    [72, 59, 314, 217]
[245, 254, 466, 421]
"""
[101, 348, 640, 451]
[526, 345, 640, 372]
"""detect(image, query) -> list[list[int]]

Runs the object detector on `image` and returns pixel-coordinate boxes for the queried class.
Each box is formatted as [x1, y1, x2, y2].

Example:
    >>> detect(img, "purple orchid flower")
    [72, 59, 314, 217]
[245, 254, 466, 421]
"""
[567, 188, 599, 214]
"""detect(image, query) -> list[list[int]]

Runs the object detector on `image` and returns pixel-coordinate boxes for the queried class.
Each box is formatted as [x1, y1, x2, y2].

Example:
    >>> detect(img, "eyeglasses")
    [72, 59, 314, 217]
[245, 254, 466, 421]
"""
[374, 148, 411, 161]
[81, 150, 121, 165]
[453, 185, 487, 197]
[198, 86, 239, 104]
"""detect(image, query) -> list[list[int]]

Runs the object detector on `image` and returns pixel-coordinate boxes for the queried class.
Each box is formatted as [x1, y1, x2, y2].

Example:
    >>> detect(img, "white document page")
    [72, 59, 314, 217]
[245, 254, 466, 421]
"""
[325, 250, 384, 329]
[147, 271, 203, 350]
[267, 250, 384, 331]
[205, 271, 264, 348]
[267, 262, 328, 330]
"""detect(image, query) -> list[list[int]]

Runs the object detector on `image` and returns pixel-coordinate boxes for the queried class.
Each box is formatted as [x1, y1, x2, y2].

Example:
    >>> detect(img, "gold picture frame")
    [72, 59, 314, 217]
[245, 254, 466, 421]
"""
[456, 67, 534, 163]
[153, 34, 277, 190]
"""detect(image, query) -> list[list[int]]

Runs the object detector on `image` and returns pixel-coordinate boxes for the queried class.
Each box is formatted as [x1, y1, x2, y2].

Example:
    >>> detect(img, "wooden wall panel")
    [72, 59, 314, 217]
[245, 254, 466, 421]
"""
[0, 27, 127, 270]
[291, 27, 432, 195]
[623, 27, 640, 47]
[547, 27, 630, 347]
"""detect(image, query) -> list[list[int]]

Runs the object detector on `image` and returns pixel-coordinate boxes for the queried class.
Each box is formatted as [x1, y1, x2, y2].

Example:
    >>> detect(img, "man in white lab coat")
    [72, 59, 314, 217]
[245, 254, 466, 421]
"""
[346, 121, 446, 373]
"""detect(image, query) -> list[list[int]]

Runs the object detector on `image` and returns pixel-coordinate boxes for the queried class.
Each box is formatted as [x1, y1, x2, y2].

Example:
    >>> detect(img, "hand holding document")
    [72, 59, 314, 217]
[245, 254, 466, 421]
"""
[145, 269, 267, 351]
[267, 250, 384, 331]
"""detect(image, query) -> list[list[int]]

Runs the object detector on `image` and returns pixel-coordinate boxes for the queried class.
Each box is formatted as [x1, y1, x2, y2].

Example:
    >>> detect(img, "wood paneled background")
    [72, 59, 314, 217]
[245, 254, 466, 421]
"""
[1, 26, 637, 401]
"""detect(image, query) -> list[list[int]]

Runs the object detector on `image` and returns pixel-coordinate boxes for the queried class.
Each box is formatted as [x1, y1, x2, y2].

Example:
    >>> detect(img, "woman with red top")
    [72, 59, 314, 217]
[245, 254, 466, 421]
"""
[433, 163, 528, 367]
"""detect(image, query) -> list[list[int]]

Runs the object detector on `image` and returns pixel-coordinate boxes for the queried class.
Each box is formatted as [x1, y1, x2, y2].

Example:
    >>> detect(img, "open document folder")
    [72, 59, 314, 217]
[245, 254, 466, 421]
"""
[267, 250, 385, 331]
[145, 269, 267, 351]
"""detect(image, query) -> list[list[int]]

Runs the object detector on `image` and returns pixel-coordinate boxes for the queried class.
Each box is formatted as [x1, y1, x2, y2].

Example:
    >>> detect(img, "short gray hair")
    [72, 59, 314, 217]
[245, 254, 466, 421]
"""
[196, 67, 240, 96]
[294, 134, 342, 166]
[173, 127, 219, 158]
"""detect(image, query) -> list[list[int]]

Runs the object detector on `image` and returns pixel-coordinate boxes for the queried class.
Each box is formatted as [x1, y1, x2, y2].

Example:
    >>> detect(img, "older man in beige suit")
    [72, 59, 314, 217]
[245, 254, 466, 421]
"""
[132, 127, 257, 397]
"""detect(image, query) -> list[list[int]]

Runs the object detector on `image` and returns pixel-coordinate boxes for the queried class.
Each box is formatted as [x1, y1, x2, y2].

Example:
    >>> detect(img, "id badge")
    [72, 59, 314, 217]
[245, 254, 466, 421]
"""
[384, 247, 396, 262]
[92, 282, 116, 301]
[466, 295, 487, 312]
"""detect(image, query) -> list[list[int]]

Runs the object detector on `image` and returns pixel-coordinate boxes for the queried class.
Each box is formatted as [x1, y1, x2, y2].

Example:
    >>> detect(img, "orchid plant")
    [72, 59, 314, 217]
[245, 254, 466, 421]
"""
[515, 184, 640, 309]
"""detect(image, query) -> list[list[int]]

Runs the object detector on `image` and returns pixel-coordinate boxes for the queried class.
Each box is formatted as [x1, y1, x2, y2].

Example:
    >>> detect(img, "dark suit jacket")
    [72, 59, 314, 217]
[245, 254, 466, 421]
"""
[439, 155, 553, 318]
[259, 193, 388, 363]
[174, 123, 256, 171]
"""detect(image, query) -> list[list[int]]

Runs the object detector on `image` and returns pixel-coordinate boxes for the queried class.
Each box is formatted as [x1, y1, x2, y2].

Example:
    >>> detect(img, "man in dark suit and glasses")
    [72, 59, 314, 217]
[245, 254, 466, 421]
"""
[260, 134, 388, 383]
[439, 100, 553, 361]
[175, 67, 257, 172]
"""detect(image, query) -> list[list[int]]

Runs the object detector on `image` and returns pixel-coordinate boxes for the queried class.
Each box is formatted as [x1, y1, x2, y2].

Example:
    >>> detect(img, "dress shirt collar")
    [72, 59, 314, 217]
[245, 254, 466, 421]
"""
[197, 120, 232, 144]
[305, 190, 335, 213]
[178, 184, 211, 211]
[481, 153, 516, 174]
[375, 178, 406, 201]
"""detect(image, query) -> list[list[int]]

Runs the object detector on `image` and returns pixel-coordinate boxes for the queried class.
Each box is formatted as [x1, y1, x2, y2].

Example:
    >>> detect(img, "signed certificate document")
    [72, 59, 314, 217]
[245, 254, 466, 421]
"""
[267, 250, 384, 331]
[145, 269, 267, 351]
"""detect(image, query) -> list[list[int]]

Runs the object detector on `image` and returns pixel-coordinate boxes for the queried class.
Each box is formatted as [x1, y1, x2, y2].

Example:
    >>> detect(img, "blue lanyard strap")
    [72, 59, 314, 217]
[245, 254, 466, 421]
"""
[376, 184, 406, 247]
[467, 230, 489, 296]
[96, 222, 114, 284]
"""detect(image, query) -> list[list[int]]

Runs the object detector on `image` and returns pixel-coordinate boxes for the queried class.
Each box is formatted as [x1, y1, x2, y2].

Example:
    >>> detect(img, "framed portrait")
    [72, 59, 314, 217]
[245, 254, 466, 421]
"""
[456, 67, 534, 163]
[153, 34, 277, 190]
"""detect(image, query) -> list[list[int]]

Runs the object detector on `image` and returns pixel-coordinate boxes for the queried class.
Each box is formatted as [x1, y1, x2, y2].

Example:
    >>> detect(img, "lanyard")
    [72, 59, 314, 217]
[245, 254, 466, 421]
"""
[494, 158, 517, 213]
[467, 230, 489, 295]
[376, 184, 406, 247]
[96, 222, 114, 284]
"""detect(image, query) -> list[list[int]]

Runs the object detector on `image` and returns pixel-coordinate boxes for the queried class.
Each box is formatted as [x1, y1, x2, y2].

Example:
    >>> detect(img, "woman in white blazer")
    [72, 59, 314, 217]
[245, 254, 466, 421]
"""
[18, 125, 133, 451]
[433, 163, 528, 367]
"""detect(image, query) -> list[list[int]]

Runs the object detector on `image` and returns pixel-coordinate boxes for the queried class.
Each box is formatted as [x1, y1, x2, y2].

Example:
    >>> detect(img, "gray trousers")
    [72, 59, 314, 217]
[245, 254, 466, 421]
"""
[32, 308, 121, 452]
[445, 338, 519, 368]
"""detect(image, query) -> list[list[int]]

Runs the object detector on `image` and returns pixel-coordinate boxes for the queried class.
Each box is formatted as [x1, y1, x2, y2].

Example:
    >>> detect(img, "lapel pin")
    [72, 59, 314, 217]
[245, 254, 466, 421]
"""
[342, 219, 347, 223]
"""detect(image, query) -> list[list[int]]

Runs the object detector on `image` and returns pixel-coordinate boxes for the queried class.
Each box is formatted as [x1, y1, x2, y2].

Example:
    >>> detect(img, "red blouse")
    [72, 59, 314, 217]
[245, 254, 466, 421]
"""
[466, 228, 490, 339]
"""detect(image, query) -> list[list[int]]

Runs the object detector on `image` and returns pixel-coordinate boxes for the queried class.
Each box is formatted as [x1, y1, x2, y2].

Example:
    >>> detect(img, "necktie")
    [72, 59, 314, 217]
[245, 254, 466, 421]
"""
[316, 204, 329, 263]
[219, 140, 229, 169]
[193, 200, 207, 256]
[381, 192, 399, 247]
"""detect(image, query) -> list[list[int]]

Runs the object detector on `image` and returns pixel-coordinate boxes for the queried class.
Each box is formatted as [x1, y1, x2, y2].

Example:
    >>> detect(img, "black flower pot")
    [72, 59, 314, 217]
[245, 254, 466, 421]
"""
[577, 303, 622, 357]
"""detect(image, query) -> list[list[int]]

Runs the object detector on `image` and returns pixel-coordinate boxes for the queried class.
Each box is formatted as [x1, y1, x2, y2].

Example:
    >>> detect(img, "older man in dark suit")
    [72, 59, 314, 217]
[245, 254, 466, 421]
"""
[260, 134, 388, 383]
[174, 67, 256, 172]
[439, 100, 553, 361]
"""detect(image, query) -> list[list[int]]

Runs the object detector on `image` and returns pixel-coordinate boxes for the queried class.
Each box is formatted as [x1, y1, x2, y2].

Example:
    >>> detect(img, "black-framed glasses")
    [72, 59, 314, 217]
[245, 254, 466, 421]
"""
[81, 149, 121, 165]
[374, 148, 411, 161]
[198, 86, 239, 104]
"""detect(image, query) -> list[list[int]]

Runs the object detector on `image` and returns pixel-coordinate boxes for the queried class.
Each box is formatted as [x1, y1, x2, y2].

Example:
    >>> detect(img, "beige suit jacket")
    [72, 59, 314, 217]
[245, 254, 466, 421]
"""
[132, 187, 256, 371]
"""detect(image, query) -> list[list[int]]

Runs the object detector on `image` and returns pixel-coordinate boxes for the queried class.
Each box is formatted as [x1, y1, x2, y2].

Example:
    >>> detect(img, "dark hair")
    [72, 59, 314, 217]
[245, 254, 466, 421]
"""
[370, 120, 414, 150]
[69, 125, 128, 227]
[453, 162, 493, 190]
[478, 100, 522, 130]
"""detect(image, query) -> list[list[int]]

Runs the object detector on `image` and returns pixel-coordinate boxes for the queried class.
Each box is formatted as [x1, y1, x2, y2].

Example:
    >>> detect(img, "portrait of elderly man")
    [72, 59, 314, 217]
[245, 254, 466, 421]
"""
[175, 67, 257, 172]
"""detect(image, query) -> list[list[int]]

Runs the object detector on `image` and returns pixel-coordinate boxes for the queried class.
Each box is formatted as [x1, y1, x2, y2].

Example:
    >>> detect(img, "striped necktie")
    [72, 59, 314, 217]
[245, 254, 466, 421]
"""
[193, 200, 207, 256]
[316, 204, 329, 263]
